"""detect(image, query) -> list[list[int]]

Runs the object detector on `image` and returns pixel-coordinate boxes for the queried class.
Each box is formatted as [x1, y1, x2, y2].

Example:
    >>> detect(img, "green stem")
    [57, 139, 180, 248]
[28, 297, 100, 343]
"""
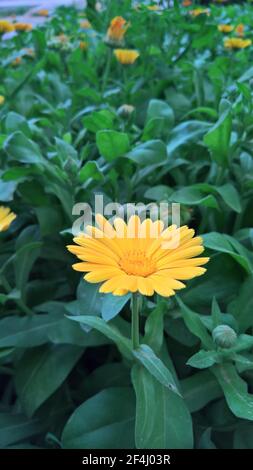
[131, 293, 140, 350]
[0, 274, 34, 316]
[102, 48, 112, 94]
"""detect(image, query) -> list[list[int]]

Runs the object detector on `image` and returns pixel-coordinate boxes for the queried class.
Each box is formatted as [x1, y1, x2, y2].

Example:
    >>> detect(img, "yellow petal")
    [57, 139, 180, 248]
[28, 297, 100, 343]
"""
[84, 268, 122, 282]
[137, 277, 154, 296]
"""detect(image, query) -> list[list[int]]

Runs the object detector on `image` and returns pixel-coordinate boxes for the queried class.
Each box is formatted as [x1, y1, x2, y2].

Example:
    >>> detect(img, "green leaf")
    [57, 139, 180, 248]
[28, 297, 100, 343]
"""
[213, 363, 253, 420]
[126, 140, 167, 166]
[5, 112, 30, 137]
[96, 130, 130, 161]
[144, 302, 167, 353]
[170, 186, 219, 209]
[66, 280, 103, 320]
[176, 297, 213, 348]
[167, 120, 211, 155]
[101, 293, 130, 322]
[144, 185, 173, 201]
[181, 371, 222, 413]
[229, 276, 253, 332]
[204, 100, 232, 167]
[0, 413, 42, 448]
[215, 184, 242, 213]
[132, 365, 193, 449]
[211, 297, 222, 328]
[203, 232, 253, 274]
[147, 99, 175, 125]
[67, 315, 132, 359]
[0, 180, 17, 202]
[234, 423, 253, 449]
[14, 241, 42, 300]
[0, 313, 62, 348]
[4, 131, 43, 164]
[61, 387, 135, 449]
[15, 344, 83, 417]
[187, 350, 220, 369]
[133, 344, 180, 395]
[79, 161, 103, 183]
[83, 110, 115, 133]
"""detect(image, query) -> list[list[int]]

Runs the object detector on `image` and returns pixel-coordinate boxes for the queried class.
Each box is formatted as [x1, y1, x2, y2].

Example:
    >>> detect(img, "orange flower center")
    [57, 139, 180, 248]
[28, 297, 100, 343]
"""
[119, 250, 156, 277]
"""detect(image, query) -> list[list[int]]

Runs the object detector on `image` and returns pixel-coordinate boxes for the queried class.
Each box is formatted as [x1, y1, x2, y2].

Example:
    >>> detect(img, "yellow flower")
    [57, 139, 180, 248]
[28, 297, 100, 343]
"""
[235, 23, 244, 37]
[182, 0, 192, 6]
[80, 40, 88, 50]
[190, 8, 210, 17]
[67, 215, 208, 297]
[35, 9, 49, 16]
[0, 207, 16, 232]
[218, 24, 234, 33]
[80, 20, 92, 29]
[106, 16, 129, 44]
[14, 22, 32, 32]
[224, 37, 252, 49]
[0, 20, 14, 33]
[147, 5, 160, 10]
[0, 95, 5, 105]
[12, 57, 22, 66]
[114, 49, 139, 64]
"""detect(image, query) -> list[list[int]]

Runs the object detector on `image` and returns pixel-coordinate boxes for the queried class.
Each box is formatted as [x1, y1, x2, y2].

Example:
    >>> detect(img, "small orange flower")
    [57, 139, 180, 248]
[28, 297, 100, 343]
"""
[224, 37, 252, 49]
[218, 24, 234, 33]
[235, 24, 244, 37]
[106, 16, 129, 45]
[80, 40, 88, 50]
[190, 8, 210, 17]
[80, 19, 92, 29]
[114, 49, 139, 65]
[35, 9, 49, 16]
[14, 22, 32, 32]
[12, 56, 22, 66]
[182, 0, 192, 6]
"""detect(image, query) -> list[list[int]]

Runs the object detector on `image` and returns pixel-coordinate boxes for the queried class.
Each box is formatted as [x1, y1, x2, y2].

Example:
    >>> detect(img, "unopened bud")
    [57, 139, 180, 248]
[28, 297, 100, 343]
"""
[212, 325, 237, 349]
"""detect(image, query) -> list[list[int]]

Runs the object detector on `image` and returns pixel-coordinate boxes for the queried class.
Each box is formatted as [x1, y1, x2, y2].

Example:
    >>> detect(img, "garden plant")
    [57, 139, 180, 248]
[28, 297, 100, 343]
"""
[1, 0, 253, 450]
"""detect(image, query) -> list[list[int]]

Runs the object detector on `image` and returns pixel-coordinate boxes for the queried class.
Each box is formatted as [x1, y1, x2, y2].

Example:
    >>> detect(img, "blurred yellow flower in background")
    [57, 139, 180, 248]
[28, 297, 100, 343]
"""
[0, 20, 14, 33]
[35, 9, 49, 16]
[106, 16, 129, 45]
[80, 40, 88, 50]
[218, 24, 234, 33]
[147, 5, 160, 10]
[80, 19, 92, 29]
[224, 37, 252, 49]
[14, 22, 32, 32]
[190, 8, 210, 17]
[0, 95, 5, 106]
[12, 57, 22, 66]
[114, 49, 139, 64]
[0, 207, 16, 232]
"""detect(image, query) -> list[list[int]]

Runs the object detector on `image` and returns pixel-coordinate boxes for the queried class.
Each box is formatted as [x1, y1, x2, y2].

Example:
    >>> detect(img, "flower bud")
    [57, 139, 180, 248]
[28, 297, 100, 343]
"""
[212, 325, 237, 349]
[117, 104, 135, 119]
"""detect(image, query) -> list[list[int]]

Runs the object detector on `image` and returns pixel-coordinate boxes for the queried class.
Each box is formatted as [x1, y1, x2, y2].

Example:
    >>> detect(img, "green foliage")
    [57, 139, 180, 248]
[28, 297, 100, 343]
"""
[0, 1, 253, 450]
